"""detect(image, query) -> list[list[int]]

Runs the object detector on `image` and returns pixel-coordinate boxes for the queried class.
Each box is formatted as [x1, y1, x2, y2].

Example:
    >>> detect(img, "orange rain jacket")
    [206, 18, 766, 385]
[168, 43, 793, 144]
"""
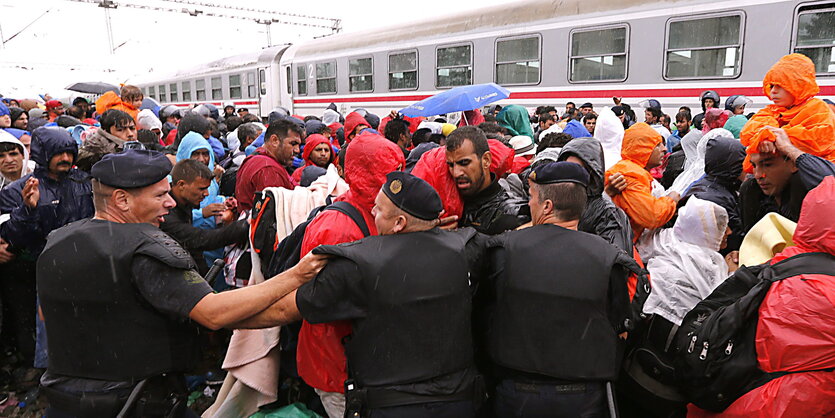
[94, 91, 140, 122]
[740, 53, 835, 172]
[605, 122, 676, 238]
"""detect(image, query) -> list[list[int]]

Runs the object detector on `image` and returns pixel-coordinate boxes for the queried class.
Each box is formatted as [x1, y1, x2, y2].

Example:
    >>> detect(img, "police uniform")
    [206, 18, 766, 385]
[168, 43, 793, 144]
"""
[482, 162, 631, 417]
[295, 172, 487, 418]
[38, 150, 212, 418]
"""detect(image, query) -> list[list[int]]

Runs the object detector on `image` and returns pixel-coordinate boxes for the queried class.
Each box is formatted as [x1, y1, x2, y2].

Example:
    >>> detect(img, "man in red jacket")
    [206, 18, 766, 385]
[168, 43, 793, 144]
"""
[297, 131, 405, 417]
[236, 119, 303, 212]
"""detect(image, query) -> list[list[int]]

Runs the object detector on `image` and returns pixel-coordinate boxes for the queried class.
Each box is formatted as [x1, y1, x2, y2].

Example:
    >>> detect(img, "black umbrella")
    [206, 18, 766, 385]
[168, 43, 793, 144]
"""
[65, 82, 119, 95]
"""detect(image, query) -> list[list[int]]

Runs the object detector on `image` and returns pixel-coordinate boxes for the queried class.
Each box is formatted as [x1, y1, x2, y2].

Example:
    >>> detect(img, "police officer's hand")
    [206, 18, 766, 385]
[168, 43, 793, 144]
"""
[0, 239, 15, 264]
[22, 177, 39, 209]
[294, 252, 330, 282]
[605, 173, 627, 197]
[202, 203, 225, 218]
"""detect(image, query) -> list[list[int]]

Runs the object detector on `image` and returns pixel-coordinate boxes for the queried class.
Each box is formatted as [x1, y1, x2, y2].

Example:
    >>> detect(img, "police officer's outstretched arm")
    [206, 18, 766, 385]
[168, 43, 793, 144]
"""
[189, 252, 328, 330]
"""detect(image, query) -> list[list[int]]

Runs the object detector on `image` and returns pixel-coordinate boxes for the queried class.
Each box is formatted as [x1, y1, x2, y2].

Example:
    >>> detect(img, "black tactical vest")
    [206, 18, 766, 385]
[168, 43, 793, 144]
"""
[38, 218, 201, 381]
[488, 224, 622, 381]
[314, 228, 476, 388]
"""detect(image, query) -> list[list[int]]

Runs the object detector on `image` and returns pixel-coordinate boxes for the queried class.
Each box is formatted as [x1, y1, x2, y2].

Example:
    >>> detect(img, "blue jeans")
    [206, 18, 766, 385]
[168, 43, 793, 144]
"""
[494, 379, 608, 418]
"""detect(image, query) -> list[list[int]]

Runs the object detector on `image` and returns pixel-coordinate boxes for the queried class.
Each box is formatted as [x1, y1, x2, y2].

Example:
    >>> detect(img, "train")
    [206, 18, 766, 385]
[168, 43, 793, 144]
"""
[129, 0, 835, 118]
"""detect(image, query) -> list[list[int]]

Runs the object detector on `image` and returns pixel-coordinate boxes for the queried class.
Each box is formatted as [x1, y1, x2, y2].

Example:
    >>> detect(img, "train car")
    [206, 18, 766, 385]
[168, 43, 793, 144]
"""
[133, 0, 835, 118]
[129, 45, 290, 116]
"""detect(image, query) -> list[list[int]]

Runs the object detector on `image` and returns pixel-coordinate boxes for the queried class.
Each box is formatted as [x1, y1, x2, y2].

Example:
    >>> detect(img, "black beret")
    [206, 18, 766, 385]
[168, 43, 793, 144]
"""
[91, 149, 173, 189]
[580, 102, 593, 108]
[528, 161, 589, 187]
[382, 171, 442, 221]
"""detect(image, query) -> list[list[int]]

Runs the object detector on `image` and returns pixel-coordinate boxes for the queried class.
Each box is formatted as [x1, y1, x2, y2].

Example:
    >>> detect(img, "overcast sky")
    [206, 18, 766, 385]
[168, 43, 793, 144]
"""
[0, 0, 508, 99]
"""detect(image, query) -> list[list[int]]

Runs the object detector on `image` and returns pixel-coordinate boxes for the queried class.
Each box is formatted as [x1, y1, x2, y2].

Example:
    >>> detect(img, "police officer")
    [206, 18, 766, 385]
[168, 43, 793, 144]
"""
[242, 172, 487, 418]
[37, 150, 327, 418]
[482, 161, 632, 417]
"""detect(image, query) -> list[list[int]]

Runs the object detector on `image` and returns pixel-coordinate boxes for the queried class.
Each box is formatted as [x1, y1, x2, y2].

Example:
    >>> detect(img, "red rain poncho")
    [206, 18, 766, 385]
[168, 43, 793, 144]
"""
[740, 54, 835, 173]
[688, 176, 835, 418]
[291, 134, 332, 184]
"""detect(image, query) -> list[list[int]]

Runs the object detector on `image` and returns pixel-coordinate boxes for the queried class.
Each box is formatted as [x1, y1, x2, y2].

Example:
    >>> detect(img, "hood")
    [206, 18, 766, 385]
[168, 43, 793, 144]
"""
[673, 197, 729, 252]
[497, 105, 534, 139]
[137, 109, 162, 131]
[704, 134, 745, 183]
[460, 109, 485, 126]
[793, 176, 835, 255]
[364, 113, 380, 130]
[489, 139, 515, 177]
[9, 107, 26, 125]
[94, 91, 128, 114]
[29, 126, 78, 168]
[322, 109, 340, 126]
[679, 129, 704, 161]
[405, 142, 439, 171]
[176, 131, 215, 169]
[176, 113, 210, 146]
[302, 134, 332, 165]
[594, 107, 624, 170]
[669, 129, 726, 194]
[305, 119, 326, 137]
[763, 53, 819, 107]
[344, 112, 369, 142]
[702, 108, 731, 133]
[563, 119, 591, 139]
[621, 122, 662, 167]
[0, 130, 29, 177]
[723, 114, 748, 139]
[343, 131, 405, 211]
[558, 137, 605, 196]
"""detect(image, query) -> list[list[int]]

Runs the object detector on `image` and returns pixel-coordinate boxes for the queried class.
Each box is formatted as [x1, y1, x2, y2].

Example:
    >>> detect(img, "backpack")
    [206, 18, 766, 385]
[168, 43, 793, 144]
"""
[673, 252, 835, 412]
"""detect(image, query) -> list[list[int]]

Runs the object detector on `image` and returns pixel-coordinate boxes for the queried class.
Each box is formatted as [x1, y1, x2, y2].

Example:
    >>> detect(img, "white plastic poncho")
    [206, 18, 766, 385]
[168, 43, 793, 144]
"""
[638, 197, 730, 325]
[668, 128, 732, 195]
[593, 107, 624, 170]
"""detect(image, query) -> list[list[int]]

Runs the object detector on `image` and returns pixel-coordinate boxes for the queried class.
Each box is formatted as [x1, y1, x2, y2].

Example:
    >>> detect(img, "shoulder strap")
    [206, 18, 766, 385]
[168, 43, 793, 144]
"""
[767, 252, 835, 282]
[325, 201, 371, 238]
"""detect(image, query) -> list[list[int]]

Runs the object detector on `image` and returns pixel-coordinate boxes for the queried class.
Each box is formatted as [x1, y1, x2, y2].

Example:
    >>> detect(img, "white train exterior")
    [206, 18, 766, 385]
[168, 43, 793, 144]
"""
[131, 0, 835, 118]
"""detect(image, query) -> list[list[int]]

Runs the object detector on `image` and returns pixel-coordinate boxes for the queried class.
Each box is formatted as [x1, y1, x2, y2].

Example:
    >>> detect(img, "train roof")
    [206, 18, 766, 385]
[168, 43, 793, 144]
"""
[292, 0, 693, 60]
[130, 44, 289, 84]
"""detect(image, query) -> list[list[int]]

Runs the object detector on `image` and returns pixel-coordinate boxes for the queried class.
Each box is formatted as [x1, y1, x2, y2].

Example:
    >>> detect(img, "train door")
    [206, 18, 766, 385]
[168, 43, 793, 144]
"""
[258, 67, 270, 117]
[280, 64, 293, 114]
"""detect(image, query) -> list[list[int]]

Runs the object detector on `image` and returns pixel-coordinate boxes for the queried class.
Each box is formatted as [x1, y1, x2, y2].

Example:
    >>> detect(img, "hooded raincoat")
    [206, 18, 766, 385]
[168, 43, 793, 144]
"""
[594, 107, 625, 170]
[291, 134, 333, 184]
[740, 54, 835, 173]
[296, 131, 405, 394]
[344, 112, 369, 143]
[723, 115, 748, 139]
[0, 127, 93, 255]
[638, 198, 730, 326]
[95, 91, 139, 122]
[563, 119, 592, 139]
[688, 176, 835, 417]
[605, 123, 677, 238]
[670, 128, 733, 195]
[558, 138, 632, 252]
[497, 105, 534, 140]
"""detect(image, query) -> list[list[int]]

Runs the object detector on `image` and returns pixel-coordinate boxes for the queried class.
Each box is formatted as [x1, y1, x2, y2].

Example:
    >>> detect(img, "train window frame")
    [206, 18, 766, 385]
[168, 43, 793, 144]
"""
[495, 33, 543, 86]
[792, 4, 835, 76]
[285, 66, 292, 95]
[248, 71, 256, 98]
[169, 83, 178, 103]
[181, 81, 192, 102]
[568, 24, 630, 84]
[211, 76, 222, 100]
[196, 79, 206, 101]
[148, 86, 155, 101]
[158, 85, 166, 103]
[229, 74, 243, 99]
[663, 11, 746, 81]
[435, 42, 473, 89]
[388, 49, 419, 91]
[296, 65, 308, 96]
[316, 61, 338, 95]
[348, 56, 374, 93]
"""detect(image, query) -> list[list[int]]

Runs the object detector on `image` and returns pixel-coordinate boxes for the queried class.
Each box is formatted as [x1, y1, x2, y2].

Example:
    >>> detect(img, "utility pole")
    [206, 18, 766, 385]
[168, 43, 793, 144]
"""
[98, 0, 117, 55]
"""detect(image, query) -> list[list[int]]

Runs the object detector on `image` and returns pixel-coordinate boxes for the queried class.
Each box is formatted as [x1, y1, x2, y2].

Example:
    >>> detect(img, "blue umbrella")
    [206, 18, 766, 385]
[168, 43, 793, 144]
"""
[399, 83, 510, 117]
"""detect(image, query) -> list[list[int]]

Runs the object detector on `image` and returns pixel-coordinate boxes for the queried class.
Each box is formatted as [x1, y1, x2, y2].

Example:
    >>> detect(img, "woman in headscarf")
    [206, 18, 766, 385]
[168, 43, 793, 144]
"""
[702, 108, 731, 134]
[497, 104, 534, 140]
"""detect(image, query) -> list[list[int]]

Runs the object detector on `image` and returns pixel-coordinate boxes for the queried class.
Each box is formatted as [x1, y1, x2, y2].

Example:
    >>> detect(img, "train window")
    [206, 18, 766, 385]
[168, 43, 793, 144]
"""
[229, 74, 242, 99]
[665, 14, 743, 79]
[436, 44, 472, 88]
[196, 79, 206, 101]
[182, 82, 191, 101]
[248, 72, 256, 98]
[285, 67, 291, 95]
[148, 86, 155, 100]
[211, 77, 222, 100]
[794, 7, 835, 74]
[296, 65, 307, 96]
[169, 83, 178, 103]
[349, 57, 373, 92]
[316, 61, 337, 94]
[158, 85, 166, 103]
[496, 35, 541, 85]
[389, 51, 418, 90]
[569, 26, 628, 82]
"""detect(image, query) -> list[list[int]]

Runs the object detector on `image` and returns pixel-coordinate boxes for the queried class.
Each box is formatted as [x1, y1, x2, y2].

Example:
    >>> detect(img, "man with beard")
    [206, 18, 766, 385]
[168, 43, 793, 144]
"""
[445, 126, 529, 235]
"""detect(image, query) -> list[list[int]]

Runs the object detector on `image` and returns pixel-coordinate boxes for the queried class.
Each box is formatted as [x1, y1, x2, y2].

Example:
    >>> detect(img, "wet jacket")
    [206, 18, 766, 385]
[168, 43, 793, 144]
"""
[688, 176, 835, 417]
[75, 128, 127, 173]
[559, 138, 631, 252]
[563, 119, 591, 139]
[297, 131, 405, 394]
[291, 134, 332, 184]
[0, 127, 93, 255]
[740, 53, 835, 173]
[605, 123, 677, 238]
[95, 91, 138, 122]
[460, 175, 530, 236]
[344, 112, 369, 143]
[682, 136, 746, 251]
[497, 105, 534, 139]
[236, 149, 294, 212]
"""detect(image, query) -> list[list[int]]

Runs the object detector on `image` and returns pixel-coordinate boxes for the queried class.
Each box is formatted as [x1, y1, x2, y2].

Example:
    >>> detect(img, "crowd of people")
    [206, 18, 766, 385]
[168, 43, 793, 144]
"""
[0, 52, 833, 417]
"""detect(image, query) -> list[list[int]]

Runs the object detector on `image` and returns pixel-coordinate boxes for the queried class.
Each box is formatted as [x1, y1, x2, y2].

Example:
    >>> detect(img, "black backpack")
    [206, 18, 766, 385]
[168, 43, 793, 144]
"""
[673, 252, 835, 412]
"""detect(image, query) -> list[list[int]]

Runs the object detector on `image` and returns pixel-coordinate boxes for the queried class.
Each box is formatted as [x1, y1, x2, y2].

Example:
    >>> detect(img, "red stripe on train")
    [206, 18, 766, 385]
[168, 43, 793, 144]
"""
[293, 85, 835, 104]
